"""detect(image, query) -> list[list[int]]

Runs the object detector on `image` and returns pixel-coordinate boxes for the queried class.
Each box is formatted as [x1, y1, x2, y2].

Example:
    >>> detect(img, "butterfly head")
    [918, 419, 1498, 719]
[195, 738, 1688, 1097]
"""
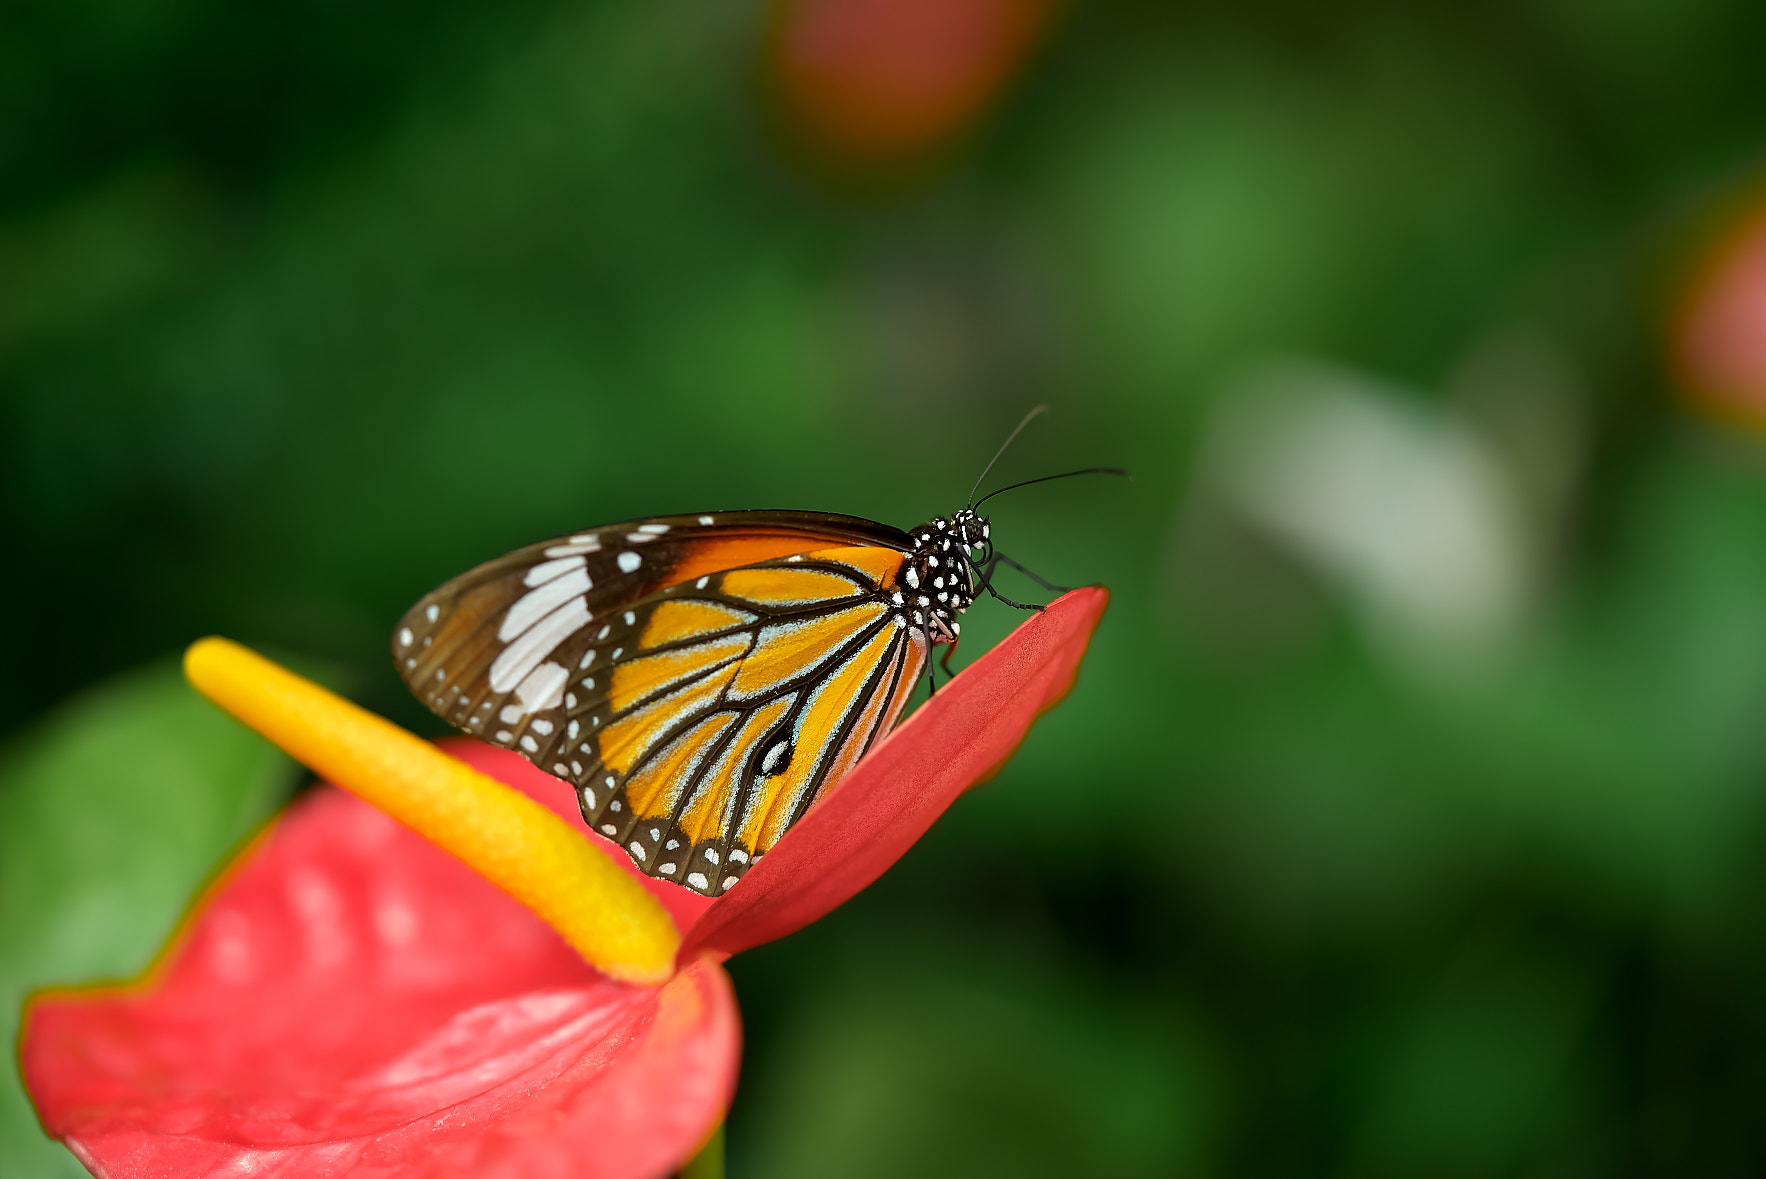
[950, 507, 993, 566]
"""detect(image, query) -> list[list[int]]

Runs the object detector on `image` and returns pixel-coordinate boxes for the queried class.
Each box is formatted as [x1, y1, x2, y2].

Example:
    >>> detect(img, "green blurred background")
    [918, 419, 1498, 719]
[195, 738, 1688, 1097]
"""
[7, 0, 1766, 1173]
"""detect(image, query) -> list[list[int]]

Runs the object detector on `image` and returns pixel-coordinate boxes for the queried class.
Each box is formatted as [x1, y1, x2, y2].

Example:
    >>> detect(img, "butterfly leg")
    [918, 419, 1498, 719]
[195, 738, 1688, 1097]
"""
[993, 552, 1075, 595]
[976, 553, 1044, 613]
[939, 639, 960, 677]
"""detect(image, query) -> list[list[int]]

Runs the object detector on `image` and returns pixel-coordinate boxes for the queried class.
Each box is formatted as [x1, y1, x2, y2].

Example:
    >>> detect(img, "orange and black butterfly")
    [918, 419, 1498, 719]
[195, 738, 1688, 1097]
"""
[391, 416, 1120, 896]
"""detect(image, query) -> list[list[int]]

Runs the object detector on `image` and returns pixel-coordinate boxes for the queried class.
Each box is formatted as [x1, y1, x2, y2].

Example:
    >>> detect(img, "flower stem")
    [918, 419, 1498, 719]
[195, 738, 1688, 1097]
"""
[183, 637, 680, 984]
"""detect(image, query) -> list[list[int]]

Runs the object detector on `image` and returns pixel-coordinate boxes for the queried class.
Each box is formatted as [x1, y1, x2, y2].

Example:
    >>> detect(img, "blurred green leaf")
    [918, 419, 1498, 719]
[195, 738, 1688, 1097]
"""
[739, 941, 1214, 1179]
[0, 661, 295, 1178]
[1349, 943, 1601, 1177]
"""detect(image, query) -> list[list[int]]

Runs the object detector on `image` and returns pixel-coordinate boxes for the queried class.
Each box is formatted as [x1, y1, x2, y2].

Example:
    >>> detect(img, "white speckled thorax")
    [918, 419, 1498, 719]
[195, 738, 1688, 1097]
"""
[897, 507, 991, 644]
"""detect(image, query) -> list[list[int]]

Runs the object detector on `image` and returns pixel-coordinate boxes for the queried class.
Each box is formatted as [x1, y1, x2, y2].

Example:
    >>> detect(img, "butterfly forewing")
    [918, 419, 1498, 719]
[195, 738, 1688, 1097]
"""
[392, 512, 926, 895]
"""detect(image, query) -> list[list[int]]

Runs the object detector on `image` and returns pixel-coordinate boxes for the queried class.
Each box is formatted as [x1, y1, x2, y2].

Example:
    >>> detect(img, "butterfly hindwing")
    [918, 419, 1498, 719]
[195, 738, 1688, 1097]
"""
[561, 545, 927, 894]
[572, 549, 929, 893]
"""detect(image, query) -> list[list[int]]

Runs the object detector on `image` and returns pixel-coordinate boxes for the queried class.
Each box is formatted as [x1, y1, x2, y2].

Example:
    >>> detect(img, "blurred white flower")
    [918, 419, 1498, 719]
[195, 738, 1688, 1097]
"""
[1199, 357, 1550, 669]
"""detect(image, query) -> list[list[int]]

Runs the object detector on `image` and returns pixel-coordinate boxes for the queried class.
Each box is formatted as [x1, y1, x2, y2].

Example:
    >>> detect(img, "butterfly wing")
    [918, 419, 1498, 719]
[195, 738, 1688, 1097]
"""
[564, 545, 928, 894]
[393, 512, 925, 895]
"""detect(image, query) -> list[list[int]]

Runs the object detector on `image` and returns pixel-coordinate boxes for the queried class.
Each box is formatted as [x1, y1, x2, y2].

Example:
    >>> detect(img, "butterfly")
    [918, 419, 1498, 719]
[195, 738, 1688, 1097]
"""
[391, 414, 1121, 896]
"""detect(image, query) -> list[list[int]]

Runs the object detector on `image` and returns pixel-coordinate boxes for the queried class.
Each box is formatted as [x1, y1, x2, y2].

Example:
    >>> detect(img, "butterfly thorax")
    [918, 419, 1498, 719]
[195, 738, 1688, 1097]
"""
[894, 508, 990, 644]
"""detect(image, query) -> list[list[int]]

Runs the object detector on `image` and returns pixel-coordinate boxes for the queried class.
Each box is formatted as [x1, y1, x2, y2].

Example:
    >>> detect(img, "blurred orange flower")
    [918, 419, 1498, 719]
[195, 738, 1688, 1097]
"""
[769, 0, 1053, 170]
[1672, 187, 1766, 428]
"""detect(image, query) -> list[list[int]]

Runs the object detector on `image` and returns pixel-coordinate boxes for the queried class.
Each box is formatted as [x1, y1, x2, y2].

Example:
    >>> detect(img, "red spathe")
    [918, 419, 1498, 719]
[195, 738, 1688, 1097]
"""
[22, 788, 739, 1179]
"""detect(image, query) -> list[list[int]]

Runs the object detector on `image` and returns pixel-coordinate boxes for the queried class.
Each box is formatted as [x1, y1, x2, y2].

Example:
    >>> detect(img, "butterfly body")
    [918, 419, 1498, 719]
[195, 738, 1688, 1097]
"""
[393, 507, 993, 895]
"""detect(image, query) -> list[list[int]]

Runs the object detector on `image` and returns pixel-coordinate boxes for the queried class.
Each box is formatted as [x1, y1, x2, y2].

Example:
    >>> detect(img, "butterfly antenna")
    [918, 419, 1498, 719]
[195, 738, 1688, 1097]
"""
[968, 405, 1049, 507]
[972, 466, 1131, 511]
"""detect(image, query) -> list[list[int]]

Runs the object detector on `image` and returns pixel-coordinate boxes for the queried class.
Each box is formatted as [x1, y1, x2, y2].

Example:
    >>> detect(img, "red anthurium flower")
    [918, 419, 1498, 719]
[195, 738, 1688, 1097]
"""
[1673, 186, 1766, 428]
[768, 0, 1054, 169]
[21, 587, 1107, 1179]
[23, 788, 736, 1179]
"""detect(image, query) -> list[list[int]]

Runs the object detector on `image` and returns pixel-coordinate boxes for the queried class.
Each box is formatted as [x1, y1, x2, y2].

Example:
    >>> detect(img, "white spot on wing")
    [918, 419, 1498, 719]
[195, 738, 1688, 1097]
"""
[490, 600, 589, 692]
[546, 535, 603, 557]
[698, 516, 714, 525]
[688, 872, 709, 890]
[513, 661, 569, 713]
[425, 605, 440, 623]
[500, 568, 591, 642]
[617, 551, 642, 573]
[398, 628, 413, 647]
[524, 555, 588, 587]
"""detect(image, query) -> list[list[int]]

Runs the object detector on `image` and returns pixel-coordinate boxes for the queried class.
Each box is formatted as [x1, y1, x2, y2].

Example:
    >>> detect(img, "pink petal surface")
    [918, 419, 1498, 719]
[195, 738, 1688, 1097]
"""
[21, 788, 739, 1179]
